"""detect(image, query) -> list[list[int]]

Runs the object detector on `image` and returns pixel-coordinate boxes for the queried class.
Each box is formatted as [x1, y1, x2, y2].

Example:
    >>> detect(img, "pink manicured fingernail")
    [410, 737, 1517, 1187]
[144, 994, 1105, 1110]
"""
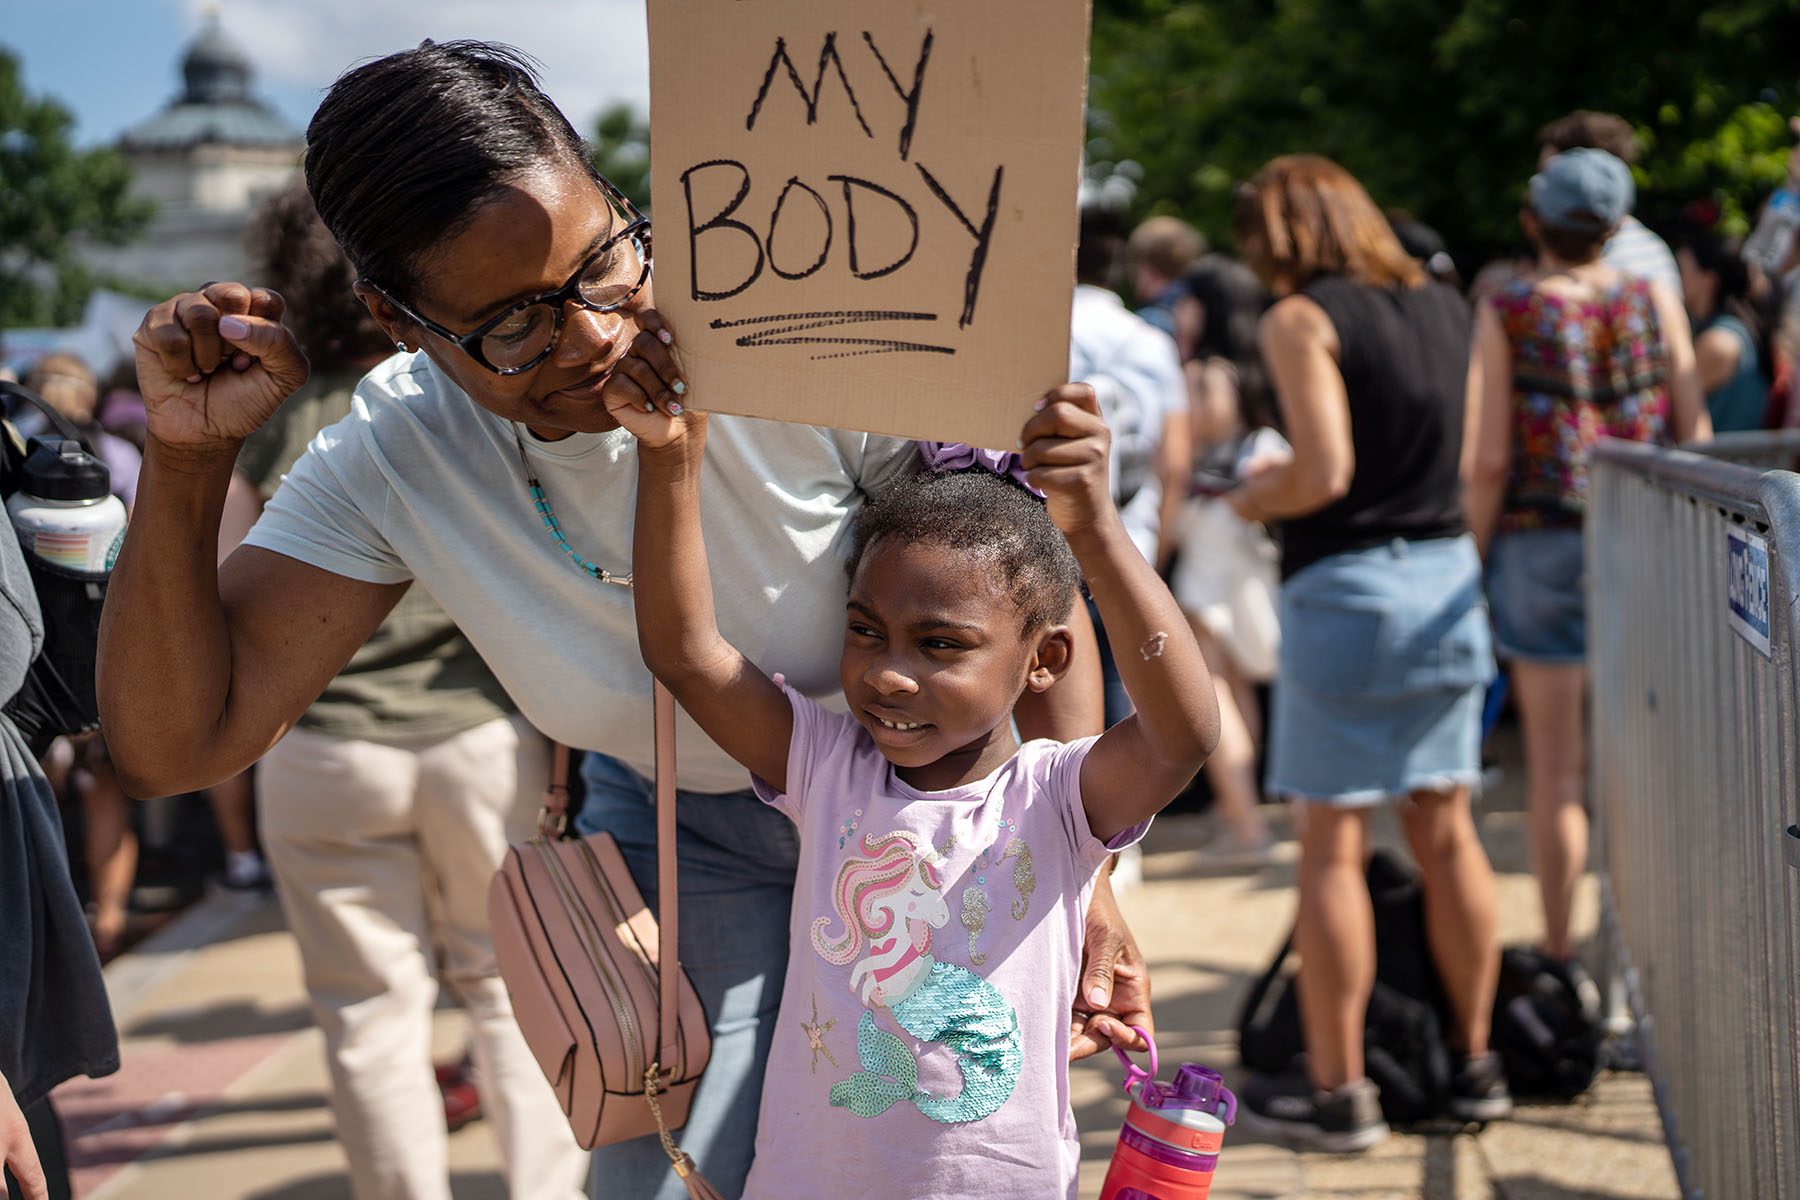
[657, 329, 674, 345]
[186, 374, 203, 384]
[218, 315, 250, 338]
[668, 401, 684, 416]
[1034, 397, 1047, 411]
[1087, 986, 1109, 1007]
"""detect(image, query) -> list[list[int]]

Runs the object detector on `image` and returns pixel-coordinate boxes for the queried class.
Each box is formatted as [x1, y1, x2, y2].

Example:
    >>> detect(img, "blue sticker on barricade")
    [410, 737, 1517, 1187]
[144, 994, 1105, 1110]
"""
[1727, 525, 1772, 659]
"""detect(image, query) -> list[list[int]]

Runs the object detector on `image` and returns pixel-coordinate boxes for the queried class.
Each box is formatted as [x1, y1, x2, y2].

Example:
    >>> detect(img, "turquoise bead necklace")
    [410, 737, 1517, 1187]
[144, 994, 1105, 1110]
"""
[512, 423, 633, 588]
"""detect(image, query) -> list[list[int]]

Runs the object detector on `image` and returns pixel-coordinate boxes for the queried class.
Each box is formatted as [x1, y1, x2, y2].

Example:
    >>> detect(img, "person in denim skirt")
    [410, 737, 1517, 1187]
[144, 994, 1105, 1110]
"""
[1226, 156, 1507, 1150]
[1465, 149, 1708, 965]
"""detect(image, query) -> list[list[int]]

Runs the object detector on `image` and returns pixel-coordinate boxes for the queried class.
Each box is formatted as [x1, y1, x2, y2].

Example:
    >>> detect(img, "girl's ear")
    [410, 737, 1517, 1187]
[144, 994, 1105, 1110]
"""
[1026, 624, 1074, 693]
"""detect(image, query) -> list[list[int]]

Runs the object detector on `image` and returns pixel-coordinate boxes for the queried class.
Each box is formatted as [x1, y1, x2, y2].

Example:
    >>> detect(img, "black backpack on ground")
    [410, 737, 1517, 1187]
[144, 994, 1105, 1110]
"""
[1490, 946, 1604, 1099]
[1236, 849, 1453, 1126]
[1236, 850, 1606, 1122]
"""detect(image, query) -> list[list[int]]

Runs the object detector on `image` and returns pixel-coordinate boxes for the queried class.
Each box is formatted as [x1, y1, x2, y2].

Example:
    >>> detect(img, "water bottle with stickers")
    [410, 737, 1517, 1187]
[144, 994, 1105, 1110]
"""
[6, 438, 126, 573]
[1099, 1031, 1237, 1200]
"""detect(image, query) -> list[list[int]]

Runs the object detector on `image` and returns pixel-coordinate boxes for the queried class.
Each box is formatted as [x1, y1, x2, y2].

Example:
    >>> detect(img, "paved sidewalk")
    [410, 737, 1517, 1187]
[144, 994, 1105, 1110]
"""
[57, 788, 1679, 1198]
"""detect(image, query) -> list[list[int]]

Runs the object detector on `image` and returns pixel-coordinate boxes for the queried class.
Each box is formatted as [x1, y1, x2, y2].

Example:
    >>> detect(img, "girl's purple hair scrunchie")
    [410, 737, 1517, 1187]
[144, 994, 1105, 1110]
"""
[916, 441, 1045, 498]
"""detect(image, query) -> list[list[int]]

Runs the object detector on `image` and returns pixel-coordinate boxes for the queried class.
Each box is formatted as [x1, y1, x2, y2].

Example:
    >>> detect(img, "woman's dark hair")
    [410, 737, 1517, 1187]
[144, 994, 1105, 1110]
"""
[1678, 229, 1774, 371]
[247, 180, 390, 373]
[1077, 206, 1129, 288]
[1184, 255, 1273, 428]
[303, 40, 591, 301]
[847, 469, 1081, 635]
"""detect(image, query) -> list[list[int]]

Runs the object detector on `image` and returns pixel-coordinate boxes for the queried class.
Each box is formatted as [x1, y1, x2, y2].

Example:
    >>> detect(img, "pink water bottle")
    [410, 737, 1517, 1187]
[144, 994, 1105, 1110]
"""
[1099, 1031, 1237, 1200]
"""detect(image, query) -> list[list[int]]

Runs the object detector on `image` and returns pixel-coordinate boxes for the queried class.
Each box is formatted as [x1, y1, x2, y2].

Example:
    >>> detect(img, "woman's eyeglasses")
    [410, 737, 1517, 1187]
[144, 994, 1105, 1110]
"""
[365, 176, 653, 376]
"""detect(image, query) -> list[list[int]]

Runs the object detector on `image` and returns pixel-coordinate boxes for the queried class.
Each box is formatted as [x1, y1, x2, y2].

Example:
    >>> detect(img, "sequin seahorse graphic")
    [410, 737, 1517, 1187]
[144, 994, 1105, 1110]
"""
[811, 829, 1022, 1125]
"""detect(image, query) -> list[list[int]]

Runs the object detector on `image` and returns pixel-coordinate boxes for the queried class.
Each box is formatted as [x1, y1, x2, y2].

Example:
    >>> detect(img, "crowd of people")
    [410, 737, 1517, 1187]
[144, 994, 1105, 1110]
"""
[3, 34, 1796, 1200]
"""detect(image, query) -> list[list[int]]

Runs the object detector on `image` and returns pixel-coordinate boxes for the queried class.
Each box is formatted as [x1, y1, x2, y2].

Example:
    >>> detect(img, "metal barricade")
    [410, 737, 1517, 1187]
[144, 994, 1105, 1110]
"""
[1687, 428, 1800, 473]
[1588, 438, 1800, 1200]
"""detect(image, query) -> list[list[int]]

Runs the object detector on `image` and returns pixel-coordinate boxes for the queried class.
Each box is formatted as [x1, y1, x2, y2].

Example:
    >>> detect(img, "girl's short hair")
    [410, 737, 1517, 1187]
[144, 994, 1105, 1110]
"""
[303, 40, 592, 301]
[1233, 155, 1425, 293]
[848, 468, 1081, 635]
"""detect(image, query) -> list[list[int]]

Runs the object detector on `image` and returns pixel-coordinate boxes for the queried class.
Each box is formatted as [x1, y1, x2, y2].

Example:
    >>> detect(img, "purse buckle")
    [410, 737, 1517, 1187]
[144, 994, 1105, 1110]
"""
[537, 805, 569, 839]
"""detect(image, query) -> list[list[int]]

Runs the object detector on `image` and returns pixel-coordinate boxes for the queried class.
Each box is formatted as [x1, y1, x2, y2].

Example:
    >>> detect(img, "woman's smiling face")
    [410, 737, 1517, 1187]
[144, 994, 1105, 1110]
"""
[364, 158, 657, 439]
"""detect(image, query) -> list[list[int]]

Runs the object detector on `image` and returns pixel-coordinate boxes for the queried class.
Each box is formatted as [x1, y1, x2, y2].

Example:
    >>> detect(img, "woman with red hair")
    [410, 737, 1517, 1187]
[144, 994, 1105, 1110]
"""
[1229, 156, 1505, 1149]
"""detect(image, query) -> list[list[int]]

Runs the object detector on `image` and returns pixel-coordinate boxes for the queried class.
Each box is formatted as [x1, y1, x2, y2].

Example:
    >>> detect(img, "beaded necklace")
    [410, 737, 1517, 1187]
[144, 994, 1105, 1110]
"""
[512, 423, 633, 588]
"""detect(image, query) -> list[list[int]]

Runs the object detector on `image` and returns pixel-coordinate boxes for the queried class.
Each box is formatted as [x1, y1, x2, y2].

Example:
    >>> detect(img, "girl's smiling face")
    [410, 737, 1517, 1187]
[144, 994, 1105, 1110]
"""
[840, 537, 1070, 792]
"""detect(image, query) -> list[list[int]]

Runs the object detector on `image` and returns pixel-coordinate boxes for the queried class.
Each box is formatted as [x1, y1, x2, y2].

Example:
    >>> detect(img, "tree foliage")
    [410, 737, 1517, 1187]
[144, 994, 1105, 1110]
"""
[0, 47, 153, 328]
[1089, 0, 1800, 266]
[590, 101, 652, 214]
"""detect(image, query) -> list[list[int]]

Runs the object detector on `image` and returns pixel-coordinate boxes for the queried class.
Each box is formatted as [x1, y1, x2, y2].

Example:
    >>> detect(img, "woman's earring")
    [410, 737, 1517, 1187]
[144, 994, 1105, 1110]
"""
[394, 340, 409, 352]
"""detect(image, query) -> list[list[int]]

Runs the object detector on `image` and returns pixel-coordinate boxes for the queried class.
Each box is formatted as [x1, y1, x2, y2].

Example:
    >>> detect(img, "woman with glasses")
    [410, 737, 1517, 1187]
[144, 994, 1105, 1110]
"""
[99, 40, 1129, 1200]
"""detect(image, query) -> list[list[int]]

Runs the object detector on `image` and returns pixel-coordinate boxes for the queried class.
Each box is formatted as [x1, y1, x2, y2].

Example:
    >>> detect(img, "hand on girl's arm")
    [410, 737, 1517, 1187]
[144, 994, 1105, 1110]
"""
[1020, 385, 1220, 844]
[617, 372, 794, 793]
[1069, 873, 1154, 1061]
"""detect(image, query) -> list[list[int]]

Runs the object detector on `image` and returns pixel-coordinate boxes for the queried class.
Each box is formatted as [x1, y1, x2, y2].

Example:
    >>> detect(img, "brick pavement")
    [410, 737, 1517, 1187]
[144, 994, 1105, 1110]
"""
[59, 785, 1679, 1199]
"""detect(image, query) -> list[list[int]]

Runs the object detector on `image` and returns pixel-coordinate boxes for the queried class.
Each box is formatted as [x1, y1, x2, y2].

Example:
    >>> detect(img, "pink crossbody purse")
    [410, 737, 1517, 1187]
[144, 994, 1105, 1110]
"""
[487, 681, 721, 1198]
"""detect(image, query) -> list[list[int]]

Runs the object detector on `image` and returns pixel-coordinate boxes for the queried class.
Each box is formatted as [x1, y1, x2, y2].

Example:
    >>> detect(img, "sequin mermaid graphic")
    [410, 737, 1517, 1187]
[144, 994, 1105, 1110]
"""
[811, 829, 1023, 1125]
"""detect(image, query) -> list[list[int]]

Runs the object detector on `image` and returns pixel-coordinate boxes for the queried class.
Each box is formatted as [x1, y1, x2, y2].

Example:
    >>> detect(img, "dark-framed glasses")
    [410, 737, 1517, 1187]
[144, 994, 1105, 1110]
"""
[366, 176, 652, 375]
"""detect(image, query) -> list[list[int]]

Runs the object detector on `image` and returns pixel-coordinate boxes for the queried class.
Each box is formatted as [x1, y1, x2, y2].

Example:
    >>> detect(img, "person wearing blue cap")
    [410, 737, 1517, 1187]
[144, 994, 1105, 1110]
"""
[1464, 148, 1710, 966]
[1535, 110, 1683, 296]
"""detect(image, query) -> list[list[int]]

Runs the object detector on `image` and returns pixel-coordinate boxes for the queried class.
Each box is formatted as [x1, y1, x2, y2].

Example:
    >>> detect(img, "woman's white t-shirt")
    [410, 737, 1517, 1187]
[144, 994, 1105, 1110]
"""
[243, 351, 918, 792]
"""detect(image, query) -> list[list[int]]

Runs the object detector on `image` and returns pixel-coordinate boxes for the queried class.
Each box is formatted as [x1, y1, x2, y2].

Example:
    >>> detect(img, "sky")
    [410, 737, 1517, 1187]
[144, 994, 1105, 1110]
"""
[1, 0, 651, 146]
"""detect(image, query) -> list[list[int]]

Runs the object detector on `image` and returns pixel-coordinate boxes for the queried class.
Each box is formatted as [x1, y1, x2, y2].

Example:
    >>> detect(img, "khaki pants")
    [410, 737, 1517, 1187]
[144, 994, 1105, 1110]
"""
[260, 715, 587, 1200]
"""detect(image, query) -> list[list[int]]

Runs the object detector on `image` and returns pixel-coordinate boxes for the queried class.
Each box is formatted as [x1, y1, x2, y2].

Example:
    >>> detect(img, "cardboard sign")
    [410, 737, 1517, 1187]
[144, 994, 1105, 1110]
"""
[647, 0, 1092, 450]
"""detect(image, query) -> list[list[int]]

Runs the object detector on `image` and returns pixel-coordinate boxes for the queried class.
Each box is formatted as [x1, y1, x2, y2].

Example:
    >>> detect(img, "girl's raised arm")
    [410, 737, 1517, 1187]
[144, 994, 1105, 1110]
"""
[616, 397, 794, 792]
[1020, 385, 1220, 843]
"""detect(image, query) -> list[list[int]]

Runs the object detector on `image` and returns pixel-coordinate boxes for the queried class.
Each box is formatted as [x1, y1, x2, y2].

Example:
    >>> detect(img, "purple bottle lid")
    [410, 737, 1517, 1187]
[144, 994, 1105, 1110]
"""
[1141, 1064, 1237, 1126]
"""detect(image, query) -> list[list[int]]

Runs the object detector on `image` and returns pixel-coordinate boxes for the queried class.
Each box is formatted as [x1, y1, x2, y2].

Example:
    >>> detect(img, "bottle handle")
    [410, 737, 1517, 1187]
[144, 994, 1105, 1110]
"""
[0, 382, 93, 450]
[1111, 1025, 1158, 1097]
[1215, 1084, 1238, 1127]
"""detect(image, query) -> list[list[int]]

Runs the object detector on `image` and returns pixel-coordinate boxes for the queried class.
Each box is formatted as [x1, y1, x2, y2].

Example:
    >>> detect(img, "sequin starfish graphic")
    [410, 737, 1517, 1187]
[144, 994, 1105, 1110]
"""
[802, 995, 839, 1073]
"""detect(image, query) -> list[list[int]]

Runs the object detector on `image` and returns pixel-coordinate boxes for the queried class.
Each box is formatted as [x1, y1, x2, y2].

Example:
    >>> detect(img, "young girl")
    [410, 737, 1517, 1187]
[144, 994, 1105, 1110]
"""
[616, 383, 1219, 1198]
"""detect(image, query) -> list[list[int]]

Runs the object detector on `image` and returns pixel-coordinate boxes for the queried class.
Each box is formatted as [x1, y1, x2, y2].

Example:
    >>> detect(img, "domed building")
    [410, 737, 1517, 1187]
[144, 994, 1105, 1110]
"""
[101, 12, 303, 287]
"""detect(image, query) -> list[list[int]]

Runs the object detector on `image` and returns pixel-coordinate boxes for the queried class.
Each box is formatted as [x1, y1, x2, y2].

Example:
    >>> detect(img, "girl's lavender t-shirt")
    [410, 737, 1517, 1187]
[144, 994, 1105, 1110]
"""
[742, 687, 1147, 1200]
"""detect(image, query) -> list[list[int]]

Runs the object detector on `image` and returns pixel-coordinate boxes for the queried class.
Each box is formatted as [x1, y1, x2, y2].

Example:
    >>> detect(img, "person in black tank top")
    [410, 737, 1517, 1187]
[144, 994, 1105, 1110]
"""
[1227, 156, 1508, 1150]
[1281, 275, 1469, 579]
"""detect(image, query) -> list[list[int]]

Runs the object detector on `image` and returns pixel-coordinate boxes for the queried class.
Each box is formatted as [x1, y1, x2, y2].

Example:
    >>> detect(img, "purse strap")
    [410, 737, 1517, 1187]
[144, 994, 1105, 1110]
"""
[541, 678, 684, 1076]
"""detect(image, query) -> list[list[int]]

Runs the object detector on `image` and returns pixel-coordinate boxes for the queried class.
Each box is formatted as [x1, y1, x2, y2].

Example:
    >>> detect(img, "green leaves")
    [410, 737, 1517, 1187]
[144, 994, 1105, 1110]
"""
[590, 102, 652, 215]
[0, 47, 154, 327]
[1088, 0, 1800, 267]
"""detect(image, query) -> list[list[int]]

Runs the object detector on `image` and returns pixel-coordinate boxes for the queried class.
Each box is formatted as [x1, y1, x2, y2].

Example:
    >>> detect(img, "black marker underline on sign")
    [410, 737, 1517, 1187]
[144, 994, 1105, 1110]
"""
[734, 318, 898, 340]
[708, 310, 938, 329]
[812, 346, 948, 361]
[742, 335, 956, 355]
